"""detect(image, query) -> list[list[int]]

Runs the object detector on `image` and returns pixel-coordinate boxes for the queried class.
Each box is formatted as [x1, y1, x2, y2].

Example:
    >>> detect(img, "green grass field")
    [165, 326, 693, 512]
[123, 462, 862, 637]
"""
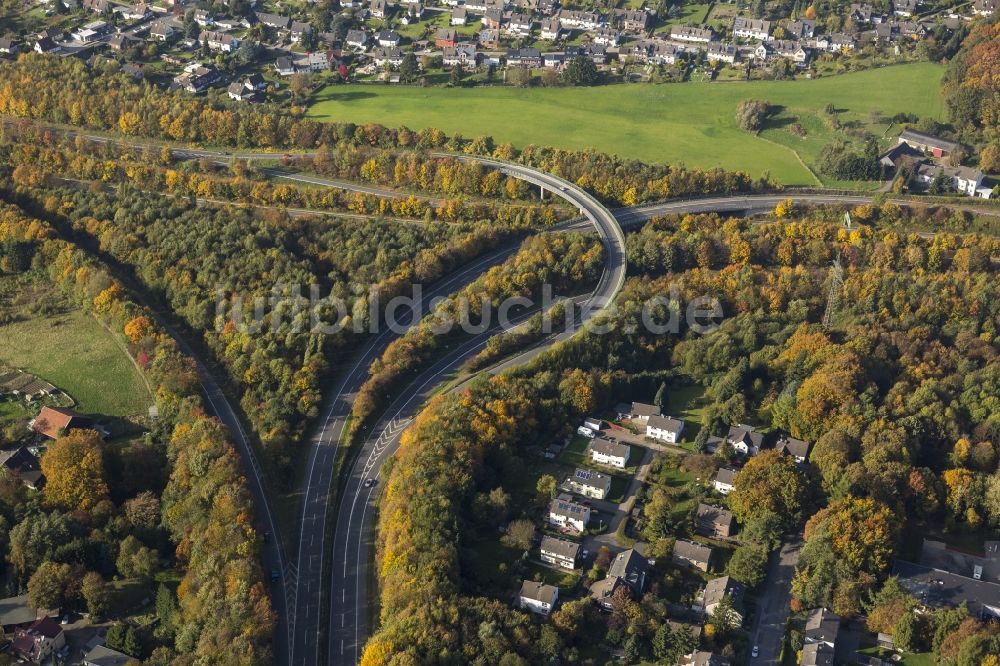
[309, 62, 945, 185]
[0, 310, 151, 417]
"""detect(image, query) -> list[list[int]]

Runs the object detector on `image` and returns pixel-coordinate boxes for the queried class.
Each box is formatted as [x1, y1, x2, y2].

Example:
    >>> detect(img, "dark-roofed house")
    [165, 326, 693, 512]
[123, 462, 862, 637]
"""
[733, 17, 771, 41]
[0, 37, 19, 55]
[776, 436, 812, 463]
[84, 644, 133, 666]
[548, 497, 591, 532]
[804, 607, 840, 647]
[799, 642, 834, 666]
[646, 414, 684, 443]
[0, 595, 36, 631]
[670, 25, 713, 43]
[898, 129, 961, 158]
[700, 575, 745, 622]
[518, 580, 558, 615]
[588, 438, 630, 468]
[563, 467, 612, 500]
[12, 616, 65, 663]
[629, 401, 661, 422]
[256, 12, 290, 29]
[673, 539, 713, 572]
[892, 0, 917, 16]
[727, 424, 763, 456]
[0, 447, 43, 489]
[974, 0, 997, 16]
[712, 466, 738, 495]
[30, 406, 93, 440]
[696, 503, 735, 538]
[540, 535, 580, 569]
[591, 548, 648, 609]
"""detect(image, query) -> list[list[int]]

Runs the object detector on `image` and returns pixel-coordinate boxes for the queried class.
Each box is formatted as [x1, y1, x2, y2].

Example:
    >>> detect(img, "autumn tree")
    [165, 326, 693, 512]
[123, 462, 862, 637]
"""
[729, 450, 808, 529]
[28, 561, 73, 610]
[81, 571, 111, 617]
[41, 430, 109, 512]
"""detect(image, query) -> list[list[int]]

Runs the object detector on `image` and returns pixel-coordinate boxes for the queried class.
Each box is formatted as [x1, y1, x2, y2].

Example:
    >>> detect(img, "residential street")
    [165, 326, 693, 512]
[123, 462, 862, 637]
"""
[751, 535, 803, 665]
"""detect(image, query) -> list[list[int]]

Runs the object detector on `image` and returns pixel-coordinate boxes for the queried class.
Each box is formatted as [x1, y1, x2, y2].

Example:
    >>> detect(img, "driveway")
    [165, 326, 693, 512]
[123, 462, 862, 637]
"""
[750, 535, 803, 665]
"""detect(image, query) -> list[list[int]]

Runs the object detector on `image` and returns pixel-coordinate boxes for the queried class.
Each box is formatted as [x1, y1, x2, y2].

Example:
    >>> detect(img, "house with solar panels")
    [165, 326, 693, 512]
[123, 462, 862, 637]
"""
[548, 497, 591, 533]
[562, 467, 612, 500]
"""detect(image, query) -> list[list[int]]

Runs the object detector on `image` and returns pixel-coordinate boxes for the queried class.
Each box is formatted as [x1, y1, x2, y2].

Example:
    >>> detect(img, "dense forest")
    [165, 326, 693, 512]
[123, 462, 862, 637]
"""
[0, 198, 272, 664]
[0, 55, 758, 205]
[363, 207, 1000, 664]
[0, 178, 521, 475]
[942, 17, 1000, 172]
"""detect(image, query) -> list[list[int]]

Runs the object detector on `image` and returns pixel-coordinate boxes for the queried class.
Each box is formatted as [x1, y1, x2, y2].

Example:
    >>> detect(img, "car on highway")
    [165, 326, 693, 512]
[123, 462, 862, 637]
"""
[751, 645, 759, 658]
[270, 569, 280, 583]
[364, 478, 376, 488]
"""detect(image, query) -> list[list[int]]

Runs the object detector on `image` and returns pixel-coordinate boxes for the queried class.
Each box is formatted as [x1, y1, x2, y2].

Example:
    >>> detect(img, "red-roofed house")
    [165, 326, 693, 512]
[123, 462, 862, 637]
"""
[12, 616, 65, 662]
[30, 406, 93, 440]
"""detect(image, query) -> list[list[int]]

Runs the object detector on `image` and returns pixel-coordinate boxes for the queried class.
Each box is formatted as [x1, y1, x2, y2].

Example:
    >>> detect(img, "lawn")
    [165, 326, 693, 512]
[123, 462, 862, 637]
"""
[0, 309, 151, 417]
[309, 62, 945, 185]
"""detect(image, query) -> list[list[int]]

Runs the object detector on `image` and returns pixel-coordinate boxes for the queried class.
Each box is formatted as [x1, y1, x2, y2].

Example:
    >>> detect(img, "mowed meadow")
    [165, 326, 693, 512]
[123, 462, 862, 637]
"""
[309, 62, 946, 185]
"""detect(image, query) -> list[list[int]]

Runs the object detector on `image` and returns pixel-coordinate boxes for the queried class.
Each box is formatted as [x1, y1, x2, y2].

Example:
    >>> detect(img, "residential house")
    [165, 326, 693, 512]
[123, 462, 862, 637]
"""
[548, 497, 591, 532]
[592, 26, 620, 47]
[519, 580, 558, 614]
[84, 645, 133, 666]
[441, 44, 475, 67]
[377, 29, 401, 47]
[483, 8, 503, 30]
[849, 3, 881, 23]
[540, 17, 563, 40]
[785, 19, 815, 39]
[589, 438, 630, 468]
[12, 617, 65, 664]
[631, 40, 681, 65]
[804, 607, 841, 647]
[346, 30, 368, 50]
[228, 80, 259, 102]
[202, 30, 239, 52]
[0, 37, 18, 55]
[615, 8, 650, 32]
[733, 17, 771, 41]
[892, 0, 918, 16]
[149, 21, 175, 41]
[670, 25, 713, 43]
[700, 575, 746, 622]
[828, 32, 857, 51]
[590, 548, 649, 609]
[0, 595, 36, 633]
[680, 652, 731, 666]
[800, 643, 835, 666]
[401, 2, 424, 24]
[893, 539, 1000, 619]
[119, 2, 150, 20]
[306, 51, 331, 72]
[275, 56, 297, 76]
[507, 13, 533, 37]
[435, 28, 458, 48]
[31, 406, 94, 440]
[82, 0, 111, 13]
[478, 29, 501, 48]
[371, 47, 404, 68]
[973, 0, 997, 16]
[776, 436, 812, 463]
[563, 467, 612, 500]
[695, 503, 735, 539]
[192, 9, 213, 26]
[558, 9, 603, 31]
[726, 424, 763, 456]
[915, 163, 989, 198]
[567, 43, 607, 64]
[121, 63, 144, 80]
[256, 12, 290, 30]
[175, 65, 222, 93]
[646, 414, 684, 443]
[370, 0, 388, 19]
[506, 47, 542, 67]
[540, 535, 580, 569]
[290, 22, 313, 43]
[673, 539, 712, 572]
[451, 7, 468, 25]
[712, 466, 738, 495]
[898, 129, 962, 157]
[706, 42, 738, 63]
[628, 401, 661, 423]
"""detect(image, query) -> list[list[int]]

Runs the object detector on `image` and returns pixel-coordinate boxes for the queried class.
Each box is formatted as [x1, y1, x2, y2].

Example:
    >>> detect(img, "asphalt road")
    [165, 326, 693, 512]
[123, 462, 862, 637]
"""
[750, 536, 804, 665]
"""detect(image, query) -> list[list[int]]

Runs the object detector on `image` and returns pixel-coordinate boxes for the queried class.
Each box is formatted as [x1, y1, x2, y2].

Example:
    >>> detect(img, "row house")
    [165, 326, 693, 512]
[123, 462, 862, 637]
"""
[371, 46, 405, 67]
[706, 42, 738, 63]
[592, 26, 620, 47]
[506, 12, 534, 37]
[558, 9, 603, 31]
[506, 46, 542, 67]
[256, 12, 290, 29]
[201, 30, 239, 52]
[614, 8, 650, 33]
[540, 17, 563, 40]
[443, 44, 477, 67]
[733, 17, 771, 41]
[628, 40, 682, 65]
[669, 25, 713, 43]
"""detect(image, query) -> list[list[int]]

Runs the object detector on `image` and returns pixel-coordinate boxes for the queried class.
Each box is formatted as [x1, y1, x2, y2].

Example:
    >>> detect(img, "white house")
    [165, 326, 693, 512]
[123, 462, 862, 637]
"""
[712, 466, 738, 495]
[548, 497, 591, 532]
[733, 17, 771, 41]
[776, 436, 812, 463]
[540, 535, 580, 570]
[518, 580, 558, 615]
[628, 401, 661, 423]
[727, 424, 763, 456]
[646, 415, 684, 443]
[563, 467, 612, 500]
[589, 438, 630, 468]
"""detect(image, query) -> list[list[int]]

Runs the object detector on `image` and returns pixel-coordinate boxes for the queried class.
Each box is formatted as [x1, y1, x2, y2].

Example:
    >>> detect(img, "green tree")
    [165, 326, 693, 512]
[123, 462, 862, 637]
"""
[564, 56, 599, 86]
[117, 535, 158, 581]
[28, 561, 72, 609]
[727, 542, 769, 587]
[735, 99, 772, 132]
[81, 571, 111, 617]
[399, 53, 419, 83]
[729, 450, 807, 529]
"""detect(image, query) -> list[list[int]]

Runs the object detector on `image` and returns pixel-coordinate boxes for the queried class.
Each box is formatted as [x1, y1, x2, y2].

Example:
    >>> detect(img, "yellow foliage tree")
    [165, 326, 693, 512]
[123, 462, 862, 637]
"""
[41, 430, 109, 512]
[124, 315, 153, 344]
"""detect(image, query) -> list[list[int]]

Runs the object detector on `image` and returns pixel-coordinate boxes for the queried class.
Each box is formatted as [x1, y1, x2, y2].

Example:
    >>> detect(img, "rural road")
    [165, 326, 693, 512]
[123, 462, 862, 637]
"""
[751, 536, 804, 665]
